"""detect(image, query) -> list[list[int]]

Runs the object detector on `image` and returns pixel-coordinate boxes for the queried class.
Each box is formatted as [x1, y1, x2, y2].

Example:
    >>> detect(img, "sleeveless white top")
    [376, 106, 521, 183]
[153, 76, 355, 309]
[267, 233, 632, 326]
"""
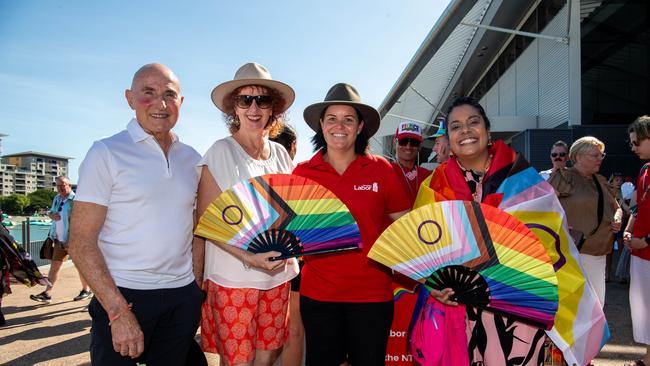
[198, 136, 299, 289]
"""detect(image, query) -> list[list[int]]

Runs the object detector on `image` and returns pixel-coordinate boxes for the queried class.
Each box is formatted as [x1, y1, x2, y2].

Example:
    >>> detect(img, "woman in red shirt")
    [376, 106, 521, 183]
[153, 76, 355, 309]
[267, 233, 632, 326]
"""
[623, 115, 650, 366]
[293, 83, 410, 366]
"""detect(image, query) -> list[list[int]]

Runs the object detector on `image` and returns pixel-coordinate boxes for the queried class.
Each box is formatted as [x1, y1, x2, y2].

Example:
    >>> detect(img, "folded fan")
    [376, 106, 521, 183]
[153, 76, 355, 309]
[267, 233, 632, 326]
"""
[369, 200, 558, 329]
[195, 174, 362, 260]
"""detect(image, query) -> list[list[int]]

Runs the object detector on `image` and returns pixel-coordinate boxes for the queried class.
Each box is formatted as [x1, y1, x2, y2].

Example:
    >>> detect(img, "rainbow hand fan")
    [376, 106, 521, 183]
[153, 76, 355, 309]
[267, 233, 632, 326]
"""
[195, 174, 362, 260]
[369, 200, 558, 329]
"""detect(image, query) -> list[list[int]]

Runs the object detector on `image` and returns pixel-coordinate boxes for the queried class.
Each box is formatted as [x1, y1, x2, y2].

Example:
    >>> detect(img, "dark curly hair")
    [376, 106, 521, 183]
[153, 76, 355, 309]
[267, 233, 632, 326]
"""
[310, 106, 369, 155]
[445, 96, 491, 133]
[222, 85, 288, 138]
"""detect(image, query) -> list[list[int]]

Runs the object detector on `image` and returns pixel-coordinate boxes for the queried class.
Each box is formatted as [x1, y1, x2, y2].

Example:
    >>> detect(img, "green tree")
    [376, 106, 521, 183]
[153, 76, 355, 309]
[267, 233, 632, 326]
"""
[27, 189, 57, 213]
[1, 194, 31, 215]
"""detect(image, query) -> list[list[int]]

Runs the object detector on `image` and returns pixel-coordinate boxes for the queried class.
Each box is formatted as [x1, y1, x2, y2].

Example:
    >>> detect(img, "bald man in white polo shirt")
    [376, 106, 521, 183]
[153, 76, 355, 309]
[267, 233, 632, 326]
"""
[68, 63, 203, 366]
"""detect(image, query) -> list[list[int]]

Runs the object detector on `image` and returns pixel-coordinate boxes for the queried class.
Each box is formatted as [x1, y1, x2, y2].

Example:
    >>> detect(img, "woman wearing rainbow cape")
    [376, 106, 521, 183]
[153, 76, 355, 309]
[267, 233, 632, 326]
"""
[412, 97, 609, 366]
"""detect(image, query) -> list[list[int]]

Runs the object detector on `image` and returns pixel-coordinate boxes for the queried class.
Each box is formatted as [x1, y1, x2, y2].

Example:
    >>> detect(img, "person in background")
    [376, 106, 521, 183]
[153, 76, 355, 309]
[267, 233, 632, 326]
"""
[392, 121, 431, 203]
[387, 121, 432, 365]
[293, 83, 410, 366]
[430, 120, 450, 165]
[623, 115, 650, 366]
[270, 123, 298, 160]
[270, 122, 304, 366]
[195, 62, 299, 366]
[617, 177, 636, 284]
[68, 63, 204, 364]
[540, 140, 569, 180]
[29, 176, 92, 304]
[548, 136, 622, 307]
[607, 172, 630, 282]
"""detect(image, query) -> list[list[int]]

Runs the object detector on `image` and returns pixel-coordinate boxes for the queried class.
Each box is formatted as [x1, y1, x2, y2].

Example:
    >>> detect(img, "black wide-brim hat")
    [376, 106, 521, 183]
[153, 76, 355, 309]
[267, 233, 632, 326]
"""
[303, 83, 380, 137]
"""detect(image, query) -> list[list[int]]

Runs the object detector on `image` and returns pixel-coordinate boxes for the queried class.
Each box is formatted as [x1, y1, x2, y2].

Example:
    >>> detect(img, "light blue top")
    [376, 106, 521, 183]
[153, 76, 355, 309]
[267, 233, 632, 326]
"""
[48, 191, 75, 243]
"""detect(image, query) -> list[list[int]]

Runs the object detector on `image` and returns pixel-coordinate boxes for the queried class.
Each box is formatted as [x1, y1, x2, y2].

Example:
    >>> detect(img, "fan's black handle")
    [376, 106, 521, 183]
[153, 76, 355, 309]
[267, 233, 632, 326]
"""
[425, 265, 490, 307]
[248, 229, 302, 259]
[269, 245, 360, 261]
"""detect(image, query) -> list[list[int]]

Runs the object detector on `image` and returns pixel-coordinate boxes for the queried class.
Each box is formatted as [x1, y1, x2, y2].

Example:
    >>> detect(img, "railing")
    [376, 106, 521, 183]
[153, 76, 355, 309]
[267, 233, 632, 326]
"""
[13, 220, 58, 267]
[23, 238, 49, 267]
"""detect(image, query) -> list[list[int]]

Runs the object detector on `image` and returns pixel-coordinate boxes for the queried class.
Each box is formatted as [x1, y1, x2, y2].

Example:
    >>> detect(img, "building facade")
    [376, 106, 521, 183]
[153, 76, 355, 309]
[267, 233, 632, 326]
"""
[377, 0, 649, 178]
[0, 152, 71, 196]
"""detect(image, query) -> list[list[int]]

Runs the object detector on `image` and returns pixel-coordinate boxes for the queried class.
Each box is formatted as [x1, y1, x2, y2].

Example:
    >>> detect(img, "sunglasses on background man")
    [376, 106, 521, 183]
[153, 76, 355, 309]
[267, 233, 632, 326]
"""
[398, 138, 421, 147]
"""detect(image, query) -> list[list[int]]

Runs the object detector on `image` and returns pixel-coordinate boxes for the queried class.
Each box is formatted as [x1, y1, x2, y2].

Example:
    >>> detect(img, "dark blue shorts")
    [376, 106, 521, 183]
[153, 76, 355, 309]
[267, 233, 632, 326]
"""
[300, 295, 393, 366]
[88, 281, 203, 366]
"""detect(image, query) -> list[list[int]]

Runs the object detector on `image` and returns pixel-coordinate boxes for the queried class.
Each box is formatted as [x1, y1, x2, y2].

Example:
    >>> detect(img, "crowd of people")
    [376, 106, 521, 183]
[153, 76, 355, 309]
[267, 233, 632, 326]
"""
[2, 61, 649, 366]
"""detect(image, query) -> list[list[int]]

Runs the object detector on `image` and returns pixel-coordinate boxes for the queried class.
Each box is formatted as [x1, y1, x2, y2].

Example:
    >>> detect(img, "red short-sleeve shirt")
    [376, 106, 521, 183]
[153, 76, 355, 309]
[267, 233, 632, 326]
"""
[633, 163, 650, 260]
[293, 151, 411, 302]
[391, 163, 431, 205]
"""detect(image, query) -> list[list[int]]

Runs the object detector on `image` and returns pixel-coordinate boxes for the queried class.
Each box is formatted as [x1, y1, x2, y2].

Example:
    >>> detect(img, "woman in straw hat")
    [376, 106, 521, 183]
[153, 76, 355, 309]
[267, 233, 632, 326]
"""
[195, 62, 299, 366]
[292, 83, 411, 365]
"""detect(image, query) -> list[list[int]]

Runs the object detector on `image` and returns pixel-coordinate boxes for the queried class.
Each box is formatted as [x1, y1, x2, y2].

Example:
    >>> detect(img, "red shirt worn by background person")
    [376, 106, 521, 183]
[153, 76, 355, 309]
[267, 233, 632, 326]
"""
[391, 163, 431, 204]
[387, 163, 429, 365]
[293, 151, 410, 303]
[633, 163, 650, 260]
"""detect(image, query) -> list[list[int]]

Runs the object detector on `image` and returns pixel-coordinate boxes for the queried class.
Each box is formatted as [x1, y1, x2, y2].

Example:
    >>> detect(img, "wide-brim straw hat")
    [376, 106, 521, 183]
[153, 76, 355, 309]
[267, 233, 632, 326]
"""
[303, 83, 380, 137]
[211, 62, 295, 113]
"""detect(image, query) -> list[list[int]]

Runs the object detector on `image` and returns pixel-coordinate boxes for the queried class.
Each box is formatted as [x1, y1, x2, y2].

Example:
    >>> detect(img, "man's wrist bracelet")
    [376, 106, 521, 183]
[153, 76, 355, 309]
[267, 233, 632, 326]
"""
[108, 303, 133, 326]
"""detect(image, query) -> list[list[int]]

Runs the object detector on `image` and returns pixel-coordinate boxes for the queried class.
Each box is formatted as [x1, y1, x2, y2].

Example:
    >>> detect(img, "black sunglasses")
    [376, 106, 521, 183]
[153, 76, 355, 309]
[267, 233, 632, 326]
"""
[398, 138, 421, 147]
[550, 152, 567, 158]
[234, 95, 273, 109]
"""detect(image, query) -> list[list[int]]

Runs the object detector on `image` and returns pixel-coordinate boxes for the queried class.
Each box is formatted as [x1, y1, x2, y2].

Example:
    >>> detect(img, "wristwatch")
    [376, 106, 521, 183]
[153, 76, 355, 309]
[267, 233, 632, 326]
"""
[645, 234, 650, 246]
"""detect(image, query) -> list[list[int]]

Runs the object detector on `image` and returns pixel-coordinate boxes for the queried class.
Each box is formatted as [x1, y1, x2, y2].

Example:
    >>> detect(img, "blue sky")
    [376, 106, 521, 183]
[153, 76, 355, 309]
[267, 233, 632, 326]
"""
[0, 1, 450, 182]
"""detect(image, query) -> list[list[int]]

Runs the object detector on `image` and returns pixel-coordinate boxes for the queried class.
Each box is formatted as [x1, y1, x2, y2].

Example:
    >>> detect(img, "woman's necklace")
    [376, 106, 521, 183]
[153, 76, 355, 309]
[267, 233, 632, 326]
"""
[457, 155, 493, 202]
[236, 135, 268, 160]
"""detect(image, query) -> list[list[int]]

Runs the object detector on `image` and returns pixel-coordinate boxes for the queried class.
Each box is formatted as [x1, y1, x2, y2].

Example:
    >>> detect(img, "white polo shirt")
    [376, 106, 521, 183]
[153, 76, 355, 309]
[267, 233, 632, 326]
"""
[76, 118, 201, 290]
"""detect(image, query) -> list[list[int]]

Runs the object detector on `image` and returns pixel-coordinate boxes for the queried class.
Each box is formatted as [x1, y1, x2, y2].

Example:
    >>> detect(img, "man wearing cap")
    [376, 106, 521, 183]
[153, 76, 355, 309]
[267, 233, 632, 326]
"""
[392, 121, 431, 204]
[431, 121, 450, 165]
[68, 63, 203, 365]
[388, 125, 430, 365]
[540, 140, 569, 180]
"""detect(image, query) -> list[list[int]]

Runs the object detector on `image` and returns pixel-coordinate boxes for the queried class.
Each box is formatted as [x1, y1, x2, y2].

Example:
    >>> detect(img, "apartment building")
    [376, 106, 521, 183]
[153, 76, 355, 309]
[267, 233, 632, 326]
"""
[0, 151, 72, 195]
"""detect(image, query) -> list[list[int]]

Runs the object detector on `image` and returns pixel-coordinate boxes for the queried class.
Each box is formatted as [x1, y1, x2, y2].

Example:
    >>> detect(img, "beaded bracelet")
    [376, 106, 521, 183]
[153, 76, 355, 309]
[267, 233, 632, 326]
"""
[108, 303, 133, 326]
[242, 253, 252, 271]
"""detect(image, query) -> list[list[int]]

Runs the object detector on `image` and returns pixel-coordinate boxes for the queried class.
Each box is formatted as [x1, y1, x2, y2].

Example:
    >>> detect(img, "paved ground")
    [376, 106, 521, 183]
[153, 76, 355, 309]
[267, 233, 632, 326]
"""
[0, 262, 220, 366]
[0, 261, 646, 366]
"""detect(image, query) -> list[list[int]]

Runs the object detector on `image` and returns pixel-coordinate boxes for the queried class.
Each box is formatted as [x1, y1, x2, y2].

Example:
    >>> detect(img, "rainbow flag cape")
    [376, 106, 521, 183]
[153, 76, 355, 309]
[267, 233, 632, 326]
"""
[413, 141, 608, 366]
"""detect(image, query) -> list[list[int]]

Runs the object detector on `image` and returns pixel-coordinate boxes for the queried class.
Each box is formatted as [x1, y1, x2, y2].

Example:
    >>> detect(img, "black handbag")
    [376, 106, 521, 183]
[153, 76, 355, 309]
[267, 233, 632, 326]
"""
[39, 237, 55, 260]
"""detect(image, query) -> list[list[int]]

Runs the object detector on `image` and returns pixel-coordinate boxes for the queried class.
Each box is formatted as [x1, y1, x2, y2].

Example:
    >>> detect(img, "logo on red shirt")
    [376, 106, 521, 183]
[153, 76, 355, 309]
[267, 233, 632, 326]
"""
[354, 182, 379, 192]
